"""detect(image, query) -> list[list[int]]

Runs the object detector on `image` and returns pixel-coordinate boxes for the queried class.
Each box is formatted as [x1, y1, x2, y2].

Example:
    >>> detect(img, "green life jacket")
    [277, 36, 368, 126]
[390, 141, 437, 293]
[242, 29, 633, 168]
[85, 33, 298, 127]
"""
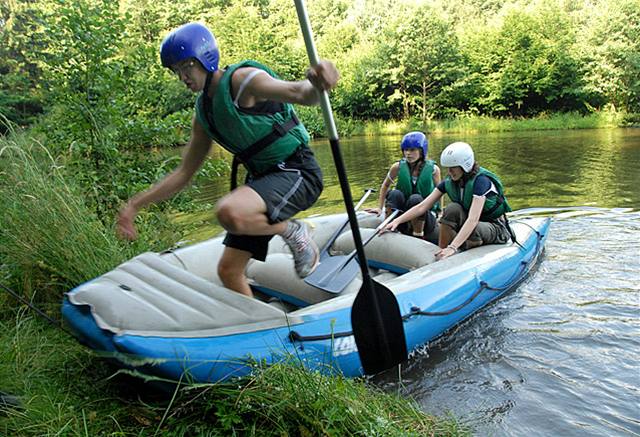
[396, 159, 439, 212]
[444, 167, 512, 220]
[195, 60, 309, 175]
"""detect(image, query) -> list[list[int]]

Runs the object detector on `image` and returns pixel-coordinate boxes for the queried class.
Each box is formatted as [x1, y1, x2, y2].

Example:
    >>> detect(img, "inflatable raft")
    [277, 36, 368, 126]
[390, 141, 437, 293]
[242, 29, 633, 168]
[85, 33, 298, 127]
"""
[62, 213, 549, 382]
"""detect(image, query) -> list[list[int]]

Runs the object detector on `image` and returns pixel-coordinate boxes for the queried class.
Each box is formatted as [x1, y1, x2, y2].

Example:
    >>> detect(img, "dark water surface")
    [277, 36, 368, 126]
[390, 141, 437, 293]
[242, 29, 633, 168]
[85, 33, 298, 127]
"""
[186, 128, 640, 436]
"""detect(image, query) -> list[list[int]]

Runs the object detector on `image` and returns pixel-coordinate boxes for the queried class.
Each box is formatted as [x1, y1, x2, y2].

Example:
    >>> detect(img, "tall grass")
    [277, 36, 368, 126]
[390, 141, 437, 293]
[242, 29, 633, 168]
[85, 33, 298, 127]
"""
[0, 130, 179, 308]
[0, 313, 467, 436]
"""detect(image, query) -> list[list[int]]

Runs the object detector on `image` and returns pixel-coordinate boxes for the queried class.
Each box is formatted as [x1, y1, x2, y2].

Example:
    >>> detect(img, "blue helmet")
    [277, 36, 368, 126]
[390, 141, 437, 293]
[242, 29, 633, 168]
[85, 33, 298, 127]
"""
[160, 22, 219, 72]
[400, 131, 428, 157]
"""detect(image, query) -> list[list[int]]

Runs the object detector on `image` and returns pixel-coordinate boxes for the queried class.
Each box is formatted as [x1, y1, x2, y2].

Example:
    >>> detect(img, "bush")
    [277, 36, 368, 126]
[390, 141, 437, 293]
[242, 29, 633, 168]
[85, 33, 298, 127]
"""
[0, 133, 182, 305]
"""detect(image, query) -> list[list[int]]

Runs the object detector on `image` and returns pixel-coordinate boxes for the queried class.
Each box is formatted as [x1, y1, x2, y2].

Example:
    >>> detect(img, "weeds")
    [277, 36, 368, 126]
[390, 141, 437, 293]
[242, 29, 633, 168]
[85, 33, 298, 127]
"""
[0, 313, 467, 436]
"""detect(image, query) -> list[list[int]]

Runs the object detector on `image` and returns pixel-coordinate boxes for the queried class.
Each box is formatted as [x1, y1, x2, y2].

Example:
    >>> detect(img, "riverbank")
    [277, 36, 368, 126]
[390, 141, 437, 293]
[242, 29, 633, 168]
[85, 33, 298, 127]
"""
[347, 110, 638, 137]
[0, 312, 467, 436]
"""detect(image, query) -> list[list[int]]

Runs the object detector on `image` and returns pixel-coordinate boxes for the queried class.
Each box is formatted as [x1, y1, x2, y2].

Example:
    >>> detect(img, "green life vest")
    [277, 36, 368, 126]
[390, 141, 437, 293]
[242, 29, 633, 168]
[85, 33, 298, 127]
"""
[444, 167, 512, 220]
[195, 60, 309, 175]
[396, 159, 439, 212]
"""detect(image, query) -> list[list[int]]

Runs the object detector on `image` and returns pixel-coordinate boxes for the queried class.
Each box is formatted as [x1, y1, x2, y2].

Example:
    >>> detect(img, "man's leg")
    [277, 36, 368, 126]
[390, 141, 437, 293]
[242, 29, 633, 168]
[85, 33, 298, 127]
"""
[217, 246, 254, 297]
[386, 190, 410, 234]
[217, 187, 318, 278]
[218, 146, 323, 279]
[216, 186, 287, 236]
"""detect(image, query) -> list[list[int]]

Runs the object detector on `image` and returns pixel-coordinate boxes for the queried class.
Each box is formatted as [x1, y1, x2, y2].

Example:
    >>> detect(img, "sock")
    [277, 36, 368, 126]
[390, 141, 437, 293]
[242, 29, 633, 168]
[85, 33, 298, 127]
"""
[412, 231, 424, 237]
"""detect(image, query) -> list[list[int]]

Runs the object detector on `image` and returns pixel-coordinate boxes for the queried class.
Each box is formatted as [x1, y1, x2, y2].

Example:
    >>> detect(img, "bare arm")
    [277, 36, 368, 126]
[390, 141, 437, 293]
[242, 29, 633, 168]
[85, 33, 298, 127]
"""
[238, 61, 339, 107]
[117, 117, 213, 239]
[433, 165, 444, 210]
[449, 195, 484, 249]
[366, 163, 399, 215]
[435, 195, 485, 260]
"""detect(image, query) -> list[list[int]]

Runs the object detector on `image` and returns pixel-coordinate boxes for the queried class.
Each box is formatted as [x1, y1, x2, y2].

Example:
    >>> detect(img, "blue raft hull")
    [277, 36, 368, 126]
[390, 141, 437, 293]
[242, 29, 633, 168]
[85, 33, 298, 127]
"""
[62, 216, 549, 382]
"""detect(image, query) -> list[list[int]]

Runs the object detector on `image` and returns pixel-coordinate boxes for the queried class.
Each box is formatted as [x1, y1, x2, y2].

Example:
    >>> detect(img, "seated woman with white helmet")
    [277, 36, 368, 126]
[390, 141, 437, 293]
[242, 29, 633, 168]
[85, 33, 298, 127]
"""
[384, 141, 512, 261]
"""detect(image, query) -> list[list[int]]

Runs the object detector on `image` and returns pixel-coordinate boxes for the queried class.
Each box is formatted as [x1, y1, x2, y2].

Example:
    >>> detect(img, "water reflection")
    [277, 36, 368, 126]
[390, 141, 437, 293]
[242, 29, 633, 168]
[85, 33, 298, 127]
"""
[184, 128, 639, 236]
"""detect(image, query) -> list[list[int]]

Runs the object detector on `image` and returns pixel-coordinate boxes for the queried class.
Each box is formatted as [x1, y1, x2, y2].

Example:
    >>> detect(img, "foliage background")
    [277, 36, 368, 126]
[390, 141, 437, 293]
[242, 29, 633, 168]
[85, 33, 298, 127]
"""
[2, 0, 639, 136]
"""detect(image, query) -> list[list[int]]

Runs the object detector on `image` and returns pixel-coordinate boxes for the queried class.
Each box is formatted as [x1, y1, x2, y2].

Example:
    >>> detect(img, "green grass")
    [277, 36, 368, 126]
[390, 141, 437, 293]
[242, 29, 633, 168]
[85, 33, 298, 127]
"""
[0, 314, 468, 436]
[350, 110, 634, 136]
[0, 131, 182, 309]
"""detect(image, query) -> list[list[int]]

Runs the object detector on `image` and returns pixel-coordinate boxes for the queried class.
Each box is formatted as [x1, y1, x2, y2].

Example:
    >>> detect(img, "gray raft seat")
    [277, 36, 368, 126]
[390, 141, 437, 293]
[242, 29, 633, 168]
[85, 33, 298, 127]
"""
[68, 252, 286, 335]
[332, 228, 440, 274]
[245, 253, 363, 306]
[244, 215, 435, 305]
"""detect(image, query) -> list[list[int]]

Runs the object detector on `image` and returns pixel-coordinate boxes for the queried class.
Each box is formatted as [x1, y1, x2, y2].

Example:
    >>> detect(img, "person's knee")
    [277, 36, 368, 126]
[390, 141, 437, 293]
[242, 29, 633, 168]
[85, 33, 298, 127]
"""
[407, 194, 424, 209]
[440, 204, 462, 229]
[442, 202, 464, 218]
[385, 190, 405, 210]
[216, 201, 247, 234]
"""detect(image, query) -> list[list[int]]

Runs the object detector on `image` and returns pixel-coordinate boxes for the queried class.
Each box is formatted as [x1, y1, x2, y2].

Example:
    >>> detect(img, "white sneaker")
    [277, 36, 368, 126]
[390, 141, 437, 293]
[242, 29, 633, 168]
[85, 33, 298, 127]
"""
[283, 220, 319, 278]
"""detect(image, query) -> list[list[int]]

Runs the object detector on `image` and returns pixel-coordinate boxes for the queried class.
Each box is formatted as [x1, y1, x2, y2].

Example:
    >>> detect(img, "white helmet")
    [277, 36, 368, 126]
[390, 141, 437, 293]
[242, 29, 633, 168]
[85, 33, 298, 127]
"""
[440, 142, 475, 172]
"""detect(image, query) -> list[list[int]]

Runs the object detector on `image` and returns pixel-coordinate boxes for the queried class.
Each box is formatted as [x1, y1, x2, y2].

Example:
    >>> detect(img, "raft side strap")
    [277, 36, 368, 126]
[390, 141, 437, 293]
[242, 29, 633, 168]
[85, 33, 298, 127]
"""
[289, 330, 353, 342]
[405, 244, 541, 319]
[404, 283, 489, 318]
[290, 231, 545, 342]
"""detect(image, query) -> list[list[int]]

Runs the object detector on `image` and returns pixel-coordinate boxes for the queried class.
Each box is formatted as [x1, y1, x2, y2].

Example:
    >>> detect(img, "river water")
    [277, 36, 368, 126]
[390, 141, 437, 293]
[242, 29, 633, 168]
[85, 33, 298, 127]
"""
[185, 128, 640, 436]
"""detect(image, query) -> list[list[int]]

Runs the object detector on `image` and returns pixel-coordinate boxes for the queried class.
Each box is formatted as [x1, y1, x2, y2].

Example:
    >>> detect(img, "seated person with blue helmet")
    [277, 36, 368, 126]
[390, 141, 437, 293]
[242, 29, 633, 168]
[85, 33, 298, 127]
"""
[384, 141, 512, 261]
[117, 22, 339, 298]
[366, 131, 441, 244]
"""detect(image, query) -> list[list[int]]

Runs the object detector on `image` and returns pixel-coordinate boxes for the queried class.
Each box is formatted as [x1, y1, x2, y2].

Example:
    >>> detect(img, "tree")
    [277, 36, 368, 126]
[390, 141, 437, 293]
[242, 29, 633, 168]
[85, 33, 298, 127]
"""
[0, 1, 44, 130]
[462, 2, 587, 116]
[577, 0, 640, 112]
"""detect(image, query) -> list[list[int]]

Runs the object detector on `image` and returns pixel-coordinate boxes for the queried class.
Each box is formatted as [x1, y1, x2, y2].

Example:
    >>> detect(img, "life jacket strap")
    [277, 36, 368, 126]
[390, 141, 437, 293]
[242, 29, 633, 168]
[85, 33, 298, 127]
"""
[235, 113, 300, 165]
[483, 194, 506, 219]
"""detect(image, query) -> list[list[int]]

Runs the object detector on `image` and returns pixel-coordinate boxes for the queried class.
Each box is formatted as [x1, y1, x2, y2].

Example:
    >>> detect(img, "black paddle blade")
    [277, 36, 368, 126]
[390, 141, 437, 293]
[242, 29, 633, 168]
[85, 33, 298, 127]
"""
[351, 280, 408, 375]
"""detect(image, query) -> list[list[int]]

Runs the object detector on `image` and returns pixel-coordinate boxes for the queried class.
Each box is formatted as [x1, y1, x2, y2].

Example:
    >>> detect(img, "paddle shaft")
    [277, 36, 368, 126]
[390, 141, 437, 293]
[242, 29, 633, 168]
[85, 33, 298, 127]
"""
[293, 0, 373, 286]
[295, 0, 407, 374]
[353, 188, 375, 215]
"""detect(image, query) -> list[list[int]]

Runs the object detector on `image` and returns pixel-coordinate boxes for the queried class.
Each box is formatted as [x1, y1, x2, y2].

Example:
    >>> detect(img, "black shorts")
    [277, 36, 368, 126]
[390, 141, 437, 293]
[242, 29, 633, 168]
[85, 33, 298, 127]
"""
[223, 146, 323, 261]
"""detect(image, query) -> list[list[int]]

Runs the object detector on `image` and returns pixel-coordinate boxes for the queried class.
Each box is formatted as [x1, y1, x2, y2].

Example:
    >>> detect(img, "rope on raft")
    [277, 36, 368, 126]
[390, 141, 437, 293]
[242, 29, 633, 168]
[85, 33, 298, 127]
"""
[289, 224, 544, 343]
